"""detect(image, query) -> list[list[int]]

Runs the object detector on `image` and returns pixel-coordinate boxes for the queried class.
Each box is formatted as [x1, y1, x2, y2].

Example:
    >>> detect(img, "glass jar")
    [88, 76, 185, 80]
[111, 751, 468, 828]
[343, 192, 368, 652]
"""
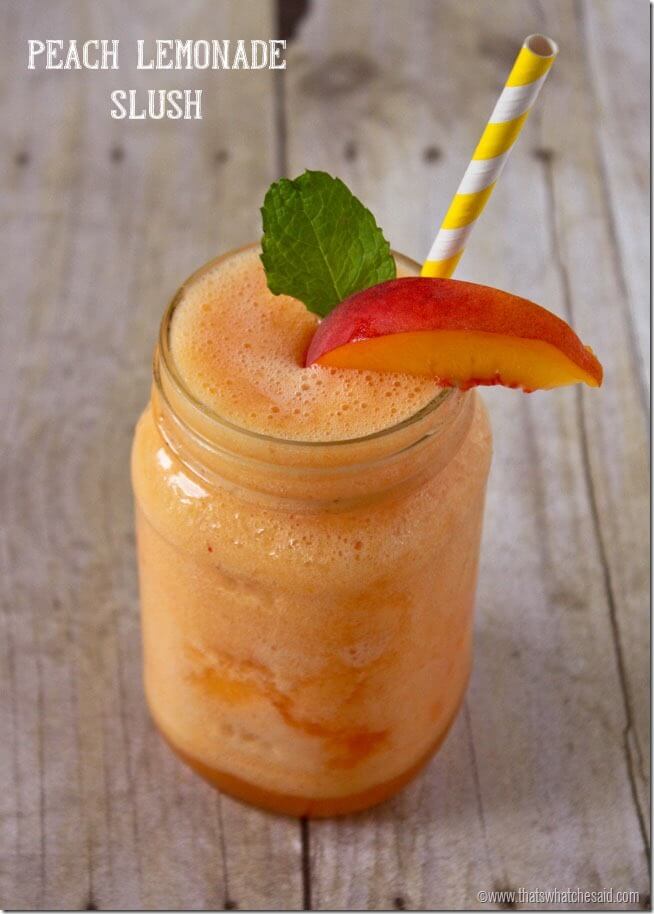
[131, 248, 492, 816]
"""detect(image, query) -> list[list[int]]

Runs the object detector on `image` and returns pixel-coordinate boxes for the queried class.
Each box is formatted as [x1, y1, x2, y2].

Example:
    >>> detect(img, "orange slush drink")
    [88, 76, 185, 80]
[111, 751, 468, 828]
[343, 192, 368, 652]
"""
[131, 244, 492, 816]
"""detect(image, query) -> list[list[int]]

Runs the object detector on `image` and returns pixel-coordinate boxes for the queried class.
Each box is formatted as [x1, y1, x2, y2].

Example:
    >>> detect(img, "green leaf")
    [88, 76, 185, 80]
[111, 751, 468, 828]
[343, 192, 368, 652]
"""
[260, 170, 396, 317]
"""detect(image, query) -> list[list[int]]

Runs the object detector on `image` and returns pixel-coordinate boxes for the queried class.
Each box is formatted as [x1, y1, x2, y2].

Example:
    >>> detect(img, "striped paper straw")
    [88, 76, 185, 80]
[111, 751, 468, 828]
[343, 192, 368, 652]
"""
[421, 34, 558, 278]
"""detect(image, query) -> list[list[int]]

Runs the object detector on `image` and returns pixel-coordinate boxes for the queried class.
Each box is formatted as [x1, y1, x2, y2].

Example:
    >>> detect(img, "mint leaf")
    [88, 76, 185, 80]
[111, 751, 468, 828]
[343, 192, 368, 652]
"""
[260, 170, 396, 317]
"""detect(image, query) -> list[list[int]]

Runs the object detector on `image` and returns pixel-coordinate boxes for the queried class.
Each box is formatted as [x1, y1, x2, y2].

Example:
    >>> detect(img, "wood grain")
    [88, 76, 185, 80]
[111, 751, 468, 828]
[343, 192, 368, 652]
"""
[582, 0, 650, 400]
[538, 0, 650, 841]
[284, 0, 649, 908]
[0, 0, 649, 910]
[1, 1, 302, 910]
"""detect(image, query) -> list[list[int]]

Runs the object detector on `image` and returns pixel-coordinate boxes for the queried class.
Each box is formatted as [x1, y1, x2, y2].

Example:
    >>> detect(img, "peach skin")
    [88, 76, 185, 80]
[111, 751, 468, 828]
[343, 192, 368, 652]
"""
[305, 278, 603, 392]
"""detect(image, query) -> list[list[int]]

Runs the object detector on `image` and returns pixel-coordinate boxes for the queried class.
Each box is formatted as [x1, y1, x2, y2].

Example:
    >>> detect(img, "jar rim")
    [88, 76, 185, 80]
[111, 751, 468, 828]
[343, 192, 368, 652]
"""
[157, 242, 453, 450]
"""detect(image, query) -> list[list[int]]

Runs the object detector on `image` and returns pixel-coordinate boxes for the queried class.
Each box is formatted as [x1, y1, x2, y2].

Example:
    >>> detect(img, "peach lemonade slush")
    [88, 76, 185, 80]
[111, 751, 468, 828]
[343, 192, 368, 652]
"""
[132, 173, 601, 816]
[132, 243, 491, 816]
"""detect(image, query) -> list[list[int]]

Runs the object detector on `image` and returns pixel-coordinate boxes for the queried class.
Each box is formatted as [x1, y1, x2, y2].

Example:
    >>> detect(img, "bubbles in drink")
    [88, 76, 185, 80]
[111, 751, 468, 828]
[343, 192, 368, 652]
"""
[169, 247, 440, 441]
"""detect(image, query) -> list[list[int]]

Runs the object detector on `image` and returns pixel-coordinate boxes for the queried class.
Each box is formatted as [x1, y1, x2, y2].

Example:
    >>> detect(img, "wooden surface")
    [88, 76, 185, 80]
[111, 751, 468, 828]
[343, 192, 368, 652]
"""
[0, 1, 649, 910]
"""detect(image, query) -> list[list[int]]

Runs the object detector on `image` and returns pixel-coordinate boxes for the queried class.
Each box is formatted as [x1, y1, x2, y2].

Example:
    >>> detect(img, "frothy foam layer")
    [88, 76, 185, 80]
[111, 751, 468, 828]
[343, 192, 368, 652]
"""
[169, 246, 441, 441]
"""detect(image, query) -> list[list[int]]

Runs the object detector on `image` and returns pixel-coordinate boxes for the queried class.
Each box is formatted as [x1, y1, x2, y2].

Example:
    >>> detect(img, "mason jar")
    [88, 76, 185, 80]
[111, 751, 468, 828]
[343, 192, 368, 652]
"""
[131, 246, 492, 816]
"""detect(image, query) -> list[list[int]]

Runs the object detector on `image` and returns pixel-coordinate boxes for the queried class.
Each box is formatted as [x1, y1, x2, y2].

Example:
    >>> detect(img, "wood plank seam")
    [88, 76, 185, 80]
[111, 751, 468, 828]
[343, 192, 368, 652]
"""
[275, 4, 313, 906]
[578, 0, 650, 414]
[301, 816, 312, 910]
[463, 702, 492, 877]
[576, 386, 650, 853]
[216, 795, 234, 909]
[540, 148, 650, 856]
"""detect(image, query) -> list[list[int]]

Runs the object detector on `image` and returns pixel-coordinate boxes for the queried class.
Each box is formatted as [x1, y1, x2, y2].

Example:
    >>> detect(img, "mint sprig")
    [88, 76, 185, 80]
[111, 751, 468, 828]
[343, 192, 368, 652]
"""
[260, 170, 396, 317]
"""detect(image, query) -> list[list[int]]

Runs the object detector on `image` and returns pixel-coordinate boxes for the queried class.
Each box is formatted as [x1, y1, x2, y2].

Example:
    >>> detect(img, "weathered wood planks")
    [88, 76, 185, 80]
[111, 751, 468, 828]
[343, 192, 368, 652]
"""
[1, 1, 303, 909]
[284, 1, 649, 908]
[0, 0, 648, 910]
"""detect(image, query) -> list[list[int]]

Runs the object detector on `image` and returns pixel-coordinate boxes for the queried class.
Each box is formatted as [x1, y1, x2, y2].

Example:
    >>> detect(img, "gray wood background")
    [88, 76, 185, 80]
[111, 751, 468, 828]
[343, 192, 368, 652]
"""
[1, 1, 649, 910]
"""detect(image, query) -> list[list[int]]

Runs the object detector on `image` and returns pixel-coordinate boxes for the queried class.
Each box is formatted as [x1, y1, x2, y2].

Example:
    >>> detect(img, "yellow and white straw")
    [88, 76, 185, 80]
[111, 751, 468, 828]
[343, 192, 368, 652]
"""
[422, 34, 558, 278]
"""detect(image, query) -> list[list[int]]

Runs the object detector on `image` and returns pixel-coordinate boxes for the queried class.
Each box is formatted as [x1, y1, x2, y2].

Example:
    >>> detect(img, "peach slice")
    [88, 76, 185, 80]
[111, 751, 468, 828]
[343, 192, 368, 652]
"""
[305, 278, 603, 391]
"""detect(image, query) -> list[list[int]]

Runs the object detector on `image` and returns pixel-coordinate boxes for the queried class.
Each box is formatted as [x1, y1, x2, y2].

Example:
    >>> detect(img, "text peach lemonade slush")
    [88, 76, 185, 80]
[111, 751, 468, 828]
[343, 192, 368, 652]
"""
[131, 172, 602, 817]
